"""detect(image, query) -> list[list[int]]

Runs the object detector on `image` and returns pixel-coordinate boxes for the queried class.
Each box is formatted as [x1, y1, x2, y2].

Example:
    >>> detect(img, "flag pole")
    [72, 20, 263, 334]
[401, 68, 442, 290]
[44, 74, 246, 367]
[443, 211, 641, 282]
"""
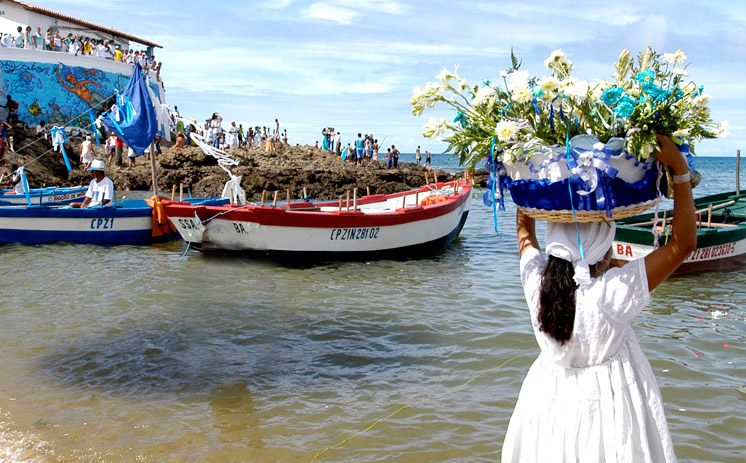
[149, 141, 158, 195]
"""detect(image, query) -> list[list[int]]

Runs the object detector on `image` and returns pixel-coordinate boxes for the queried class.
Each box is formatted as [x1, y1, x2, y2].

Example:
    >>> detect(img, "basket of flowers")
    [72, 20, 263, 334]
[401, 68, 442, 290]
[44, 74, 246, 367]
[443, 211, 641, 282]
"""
[411, 48, 728, 222]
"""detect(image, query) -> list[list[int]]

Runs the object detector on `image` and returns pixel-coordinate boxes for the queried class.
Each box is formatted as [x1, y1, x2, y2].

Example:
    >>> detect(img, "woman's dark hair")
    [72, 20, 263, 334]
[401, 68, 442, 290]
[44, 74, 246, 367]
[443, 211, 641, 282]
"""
[538, 256, 578, 344]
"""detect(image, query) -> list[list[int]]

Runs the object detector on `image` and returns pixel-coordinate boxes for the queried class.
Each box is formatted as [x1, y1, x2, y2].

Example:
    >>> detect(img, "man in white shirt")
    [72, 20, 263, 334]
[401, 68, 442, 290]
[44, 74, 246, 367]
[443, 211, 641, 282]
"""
[72, 159, 114, 208]
[13, 27, 24, 48]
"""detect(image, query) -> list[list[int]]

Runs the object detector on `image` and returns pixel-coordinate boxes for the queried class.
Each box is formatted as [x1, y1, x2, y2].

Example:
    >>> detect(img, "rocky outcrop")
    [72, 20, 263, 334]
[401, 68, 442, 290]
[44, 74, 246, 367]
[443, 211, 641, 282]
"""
[3, 126, 486, 199]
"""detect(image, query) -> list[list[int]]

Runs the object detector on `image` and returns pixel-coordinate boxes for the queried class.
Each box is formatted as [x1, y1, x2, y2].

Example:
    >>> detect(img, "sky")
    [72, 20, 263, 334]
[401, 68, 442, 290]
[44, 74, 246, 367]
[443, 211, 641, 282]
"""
[41, 0, 746, 157]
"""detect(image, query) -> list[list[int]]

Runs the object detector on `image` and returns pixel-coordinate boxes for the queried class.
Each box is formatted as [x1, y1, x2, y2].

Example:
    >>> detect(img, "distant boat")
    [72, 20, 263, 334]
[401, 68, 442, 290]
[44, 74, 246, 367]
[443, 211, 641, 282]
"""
[164, 179, 472, 259]
[0, 186, 87, 205]
[613, 191, 746, 274]
[0, 197, 228, 245]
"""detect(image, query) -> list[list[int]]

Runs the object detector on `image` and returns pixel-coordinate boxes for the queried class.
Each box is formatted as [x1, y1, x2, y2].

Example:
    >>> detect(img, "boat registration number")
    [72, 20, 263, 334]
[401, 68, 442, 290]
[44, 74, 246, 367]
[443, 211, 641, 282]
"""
[90, 218, 114, 229]
[330, 227, 380, 240]
[176, 218, 199, 229]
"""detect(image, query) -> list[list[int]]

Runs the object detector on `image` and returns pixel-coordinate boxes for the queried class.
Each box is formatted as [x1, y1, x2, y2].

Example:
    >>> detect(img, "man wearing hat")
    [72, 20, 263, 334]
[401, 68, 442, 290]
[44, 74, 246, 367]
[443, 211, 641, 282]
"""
[72, 159, 114, 208]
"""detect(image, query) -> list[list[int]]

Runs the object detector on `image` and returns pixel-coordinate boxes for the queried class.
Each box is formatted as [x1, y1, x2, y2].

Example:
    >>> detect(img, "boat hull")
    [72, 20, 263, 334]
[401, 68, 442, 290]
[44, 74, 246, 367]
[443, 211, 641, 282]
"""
[166, 181, 472, 258]
[1, 186, 88, 205]
[0, 201, 153, 245]
[0, 197, 228, 245]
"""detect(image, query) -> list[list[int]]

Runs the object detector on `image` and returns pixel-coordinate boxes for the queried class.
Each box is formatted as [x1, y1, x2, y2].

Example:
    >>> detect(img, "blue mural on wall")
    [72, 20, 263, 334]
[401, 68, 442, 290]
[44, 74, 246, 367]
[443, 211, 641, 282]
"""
[0, 59, 161, 128]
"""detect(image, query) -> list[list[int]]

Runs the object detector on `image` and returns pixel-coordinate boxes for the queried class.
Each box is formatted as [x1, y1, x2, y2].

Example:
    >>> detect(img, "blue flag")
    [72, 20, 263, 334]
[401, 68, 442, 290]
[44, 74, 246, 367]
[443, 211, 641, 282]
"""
[101, 63, 158, 155]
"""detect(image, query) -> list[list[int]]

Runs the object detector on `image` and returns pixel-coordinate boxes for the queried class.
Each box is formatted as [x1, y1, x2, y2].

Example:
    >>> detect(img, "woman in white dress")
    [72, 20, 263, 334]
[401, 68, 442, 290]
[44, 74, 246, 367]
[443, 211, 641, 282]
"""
[503, 135, 696, 463]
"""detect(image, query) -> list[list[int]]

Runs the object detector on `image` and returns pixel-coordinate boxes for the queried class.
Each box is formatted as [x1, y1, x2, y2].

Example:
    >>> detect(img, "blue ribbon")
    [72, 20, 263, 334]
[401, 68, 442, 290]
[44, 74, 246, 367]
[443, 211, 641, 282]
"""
[103, 111, 125, 136]
[565, 129, 585, 262]
[50, 127, 72, 172]
[490, 137, 499, 235]
[60, 144, 72, 172]
[19, 167, 31, 206]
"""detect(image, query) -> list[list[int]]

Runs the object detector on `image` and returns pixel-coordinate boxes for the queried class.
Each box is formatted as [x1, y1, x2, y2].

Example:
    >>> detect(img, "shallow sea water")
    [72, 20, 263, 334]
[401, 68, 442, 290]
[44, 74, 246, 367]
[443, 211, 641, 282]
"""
[0, 157, 744, 462]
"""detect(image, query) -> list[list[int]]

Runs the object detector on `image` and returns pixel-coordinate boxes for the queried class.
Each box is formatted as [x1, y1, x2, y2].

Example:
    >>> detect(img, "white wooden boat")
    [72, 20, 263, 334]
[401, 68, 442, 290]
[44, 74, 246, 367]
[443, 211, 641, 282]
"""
[164, 179, 472, 259]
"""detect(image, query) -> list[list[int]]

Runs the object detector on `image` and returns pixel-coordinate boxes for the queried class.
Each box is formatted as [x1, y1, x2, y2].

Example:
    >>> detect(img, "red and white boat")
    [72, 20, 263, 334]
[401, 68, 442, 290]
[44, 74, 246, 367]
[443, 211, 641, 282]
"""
[164, 179, 472, 258]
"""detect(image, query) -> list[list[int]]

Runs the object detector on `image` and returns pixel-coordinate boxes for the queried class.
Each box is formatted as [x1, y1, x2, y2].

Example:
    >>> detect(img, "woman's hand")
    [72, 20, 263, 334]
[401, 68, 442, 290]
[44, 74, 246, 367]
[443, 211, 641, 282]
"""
[655, 134, 689, 175]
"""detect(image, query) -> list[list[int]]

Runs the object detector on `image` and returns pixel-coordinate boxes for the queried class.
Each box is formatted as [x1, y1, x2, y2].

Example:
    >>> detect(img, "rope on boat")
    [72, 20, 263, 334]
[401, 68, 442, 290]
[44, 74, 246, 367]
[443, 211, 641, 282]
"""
[176, 203, 256, 264]
[309, 352, 528, 462]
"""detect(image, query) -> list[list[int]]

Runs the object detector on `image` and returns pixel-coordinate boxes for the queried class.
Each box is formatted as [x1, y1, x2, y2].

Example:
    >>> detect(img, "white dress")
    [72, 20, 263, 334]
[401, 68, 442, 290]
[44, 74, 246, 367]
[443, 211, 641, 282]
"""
[502, 248, 677, 463]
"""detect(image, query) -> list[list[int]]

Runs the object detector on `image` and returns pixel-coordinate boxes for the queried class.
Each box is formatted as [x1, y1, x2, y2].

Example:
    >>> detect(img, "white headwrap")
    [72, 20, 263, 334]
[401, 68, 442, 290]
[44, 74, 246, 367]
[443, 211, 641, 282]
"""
[545, 221, 616, 286]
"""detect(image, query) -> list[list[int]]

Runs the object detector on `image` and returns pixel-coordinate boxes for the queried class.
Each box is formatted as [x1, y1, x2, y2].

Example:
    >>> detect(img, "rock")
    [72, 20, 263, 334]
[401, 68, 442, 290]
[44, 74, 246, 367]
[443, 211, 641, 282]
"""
[4, 126, 469, 200]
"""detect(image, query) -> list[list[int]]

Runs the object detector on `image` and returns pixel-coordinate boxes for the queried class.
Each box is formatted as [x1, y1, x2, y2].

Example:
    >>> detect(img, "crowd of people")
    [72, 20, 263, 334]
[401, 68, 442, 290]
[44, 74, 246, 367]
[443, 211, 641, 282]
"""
[171, 111, 289, 153]
[317, 129, 432, 169]
[0, 25, 162, 77]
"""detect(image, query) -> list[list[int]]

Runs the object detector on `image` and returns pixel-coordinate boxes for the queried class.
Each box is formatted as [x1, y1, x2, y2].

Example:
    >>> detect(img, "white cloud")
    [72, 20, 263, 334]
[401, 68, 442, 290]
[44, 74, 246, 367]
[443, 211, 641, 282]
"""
[303, 0, 407, 24]
[304, 3, 359, 24]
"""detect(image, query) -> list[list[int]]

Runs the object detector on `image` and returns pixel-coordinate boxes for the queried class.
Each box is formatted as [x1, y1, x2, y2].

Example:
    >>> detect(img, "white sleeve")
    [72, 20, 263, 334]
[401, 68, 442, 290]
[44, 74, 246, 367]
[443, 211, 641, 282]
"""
[601, 258, 651, 323]
[520, 247, 545, 309]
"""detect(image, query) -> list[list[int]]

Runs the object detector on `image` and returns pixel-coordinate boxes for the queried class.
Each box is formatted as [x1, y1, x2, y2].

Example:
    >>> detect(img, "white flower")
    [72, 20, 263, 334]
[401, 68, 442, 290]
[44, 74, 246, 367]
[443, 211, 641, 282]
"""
[682, 82, 698, 95]
[436, 68, 453, 83]
[692, 93, 711, 107]
[500, 70, 509, 78]
[422, 117, 450, 138]
[544, 49, 573, 76]
[638, 143, 655, 159]
[436, 65, 460, 84]
[672, 128, 691, 137]
[671, 67, 688, 76]
[544, 49, 568, 68]
[508, 70, 531, 92]
[590, 80, 610, 100]
[511, 86, 533, 103]
[537, 76, 560, 93]
[495, 120, 518, 142]
[423, 81, 444, 97]
[472, 85, 496, 107]
[714, 120, 730, 138]
[564, 80, 589, 100]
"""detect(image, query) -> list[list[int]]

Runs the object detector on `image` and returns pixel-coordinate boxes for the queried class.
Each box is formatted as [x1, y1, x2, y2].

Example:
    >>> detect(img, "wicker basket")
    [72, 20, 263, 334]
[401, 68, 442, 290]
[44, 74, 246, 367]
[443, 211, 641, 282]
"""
[517, 199, 660, 223]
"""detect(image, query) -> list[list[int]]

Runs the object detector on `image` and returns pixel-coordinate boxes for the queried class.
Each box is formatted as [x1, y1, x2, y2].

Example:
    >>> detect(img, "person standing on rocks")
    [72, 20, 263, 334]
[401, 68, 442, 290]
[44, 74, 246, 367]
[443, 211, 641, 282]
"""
[228, 121, 239, 150]
[355, 133, 364, 165]
[114, 135, 124, 169]
[80, 136, 95, 170]
[391, 145, 399, 168]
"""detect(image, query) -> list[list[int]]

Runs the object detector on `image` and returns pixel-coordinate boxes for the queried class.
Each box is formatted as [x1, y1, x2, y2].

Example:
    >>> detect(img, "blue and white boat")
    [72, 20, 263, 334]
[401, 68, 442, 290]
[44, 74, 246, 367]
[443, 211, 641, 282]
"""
[0, 197, 228, 245]
[0, 185, 87, 205]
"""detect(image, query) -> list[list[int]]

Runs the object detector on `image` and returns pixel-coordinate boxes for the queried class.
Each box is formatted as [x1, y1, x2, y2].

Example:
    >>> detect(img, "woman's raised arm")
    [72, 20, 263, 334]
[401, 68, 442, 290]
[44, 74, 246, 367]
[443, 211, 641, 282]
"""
[644, 135, 697, 291]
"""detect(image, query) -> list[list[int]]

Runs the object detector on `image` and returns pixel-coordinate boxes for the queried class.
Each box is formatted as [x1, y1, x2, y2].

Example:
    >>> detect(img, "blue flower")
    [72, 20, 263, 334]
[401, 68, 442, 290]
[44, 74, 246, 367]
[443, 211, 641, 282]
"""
[602, 86, 625, 106]
[454, 111, 468, 128]
[614, 101, 634, 119]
